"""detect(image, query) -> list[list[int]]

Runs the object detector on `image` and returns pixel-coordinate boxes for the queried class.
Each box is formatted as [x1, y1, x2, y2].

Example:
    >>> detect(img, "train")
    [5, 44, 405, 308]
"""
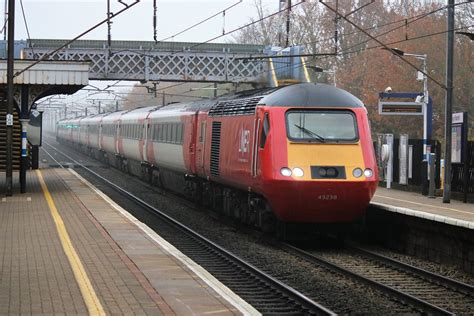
[57, 83, 378, 235]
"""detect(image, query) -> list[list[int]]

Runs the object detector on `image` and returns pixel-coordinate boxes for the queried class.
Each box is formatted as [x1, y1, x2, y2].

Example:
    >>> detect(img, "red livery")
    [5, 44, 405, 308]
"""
[57, 83, 378, 232]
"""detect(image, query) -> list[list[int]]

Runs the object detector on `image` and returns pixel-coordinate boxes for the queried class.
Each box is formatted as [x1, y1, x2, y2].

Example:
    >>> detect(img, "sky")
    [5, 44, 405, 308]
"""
[10, 0, 279, 43]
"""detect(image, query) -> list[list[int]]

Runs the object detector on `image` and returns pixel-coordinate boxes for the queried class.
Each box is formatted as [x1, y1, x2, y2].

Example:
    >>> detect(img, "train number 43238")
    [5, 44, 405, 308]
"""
[317, 194, 338, 200]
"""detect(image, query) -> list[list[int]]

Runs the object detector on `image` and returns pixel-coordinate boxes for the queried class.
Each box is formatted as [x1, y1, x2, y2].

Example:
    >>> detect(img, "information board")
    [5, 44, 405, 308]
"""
[27, 110, 42, 146]
[378, 101, 424, 115]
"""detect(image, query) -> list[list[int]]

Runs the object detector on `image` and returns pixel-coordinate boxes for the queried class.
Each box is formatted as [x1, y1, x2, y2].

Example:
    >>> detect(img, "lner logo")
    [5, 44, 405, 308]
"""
[239, 129, 250, 154]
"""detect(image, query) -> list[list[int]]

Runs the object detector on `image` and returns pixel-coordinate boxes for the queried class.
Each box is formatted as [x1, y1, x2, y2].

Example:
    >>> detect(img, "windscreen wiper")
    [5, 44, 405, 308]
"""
[294, 124, 326, 143]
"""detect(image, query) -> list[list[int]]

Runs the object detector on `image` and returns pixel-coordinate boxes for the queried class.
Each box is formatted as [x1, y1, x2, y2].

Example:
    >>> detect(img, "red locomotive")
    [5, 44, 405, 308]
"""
[57, 83, 378, 233]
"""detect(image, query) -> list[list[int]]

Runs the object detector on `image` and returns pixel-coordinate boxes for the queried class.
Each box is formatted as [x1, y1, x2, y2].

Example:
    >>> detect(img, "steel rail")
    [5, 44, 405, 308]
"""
[281, 243, 454, 316]
[348, 244, 474, 296]
[42, 141, 336, 316]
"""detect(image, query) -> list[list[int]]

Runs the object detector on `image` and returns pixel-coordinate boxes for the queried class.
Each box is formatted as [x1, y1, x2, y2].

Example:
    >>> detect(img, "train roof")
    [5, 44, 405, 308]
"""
[58, 83, 364, 123]
[259, 83, 364, 108]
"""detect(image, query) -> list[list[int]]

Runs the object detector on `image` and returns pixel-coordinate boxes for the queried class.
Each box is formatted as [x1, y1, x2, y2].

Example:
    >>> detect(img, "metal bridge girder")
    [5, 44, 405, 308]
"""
[23, 48, 266, 83]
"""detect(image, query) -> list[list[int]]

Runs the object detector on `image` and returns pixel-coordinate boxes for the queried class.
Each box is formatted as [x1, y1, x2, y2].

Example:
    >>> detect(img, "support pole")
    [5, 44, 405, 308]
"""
[422, 56, 429, 161]
[3, 0, 6, 41]
[428, 153, 436, 198]
[107, 0, 112, 55]
[5, 0, 15, 196]
[31, 145, 38, 170]
[19, 86, 29, 194]
[462, 112, 469, 203]
[19, 119, 28, 193]
[443, 0, 454, 203]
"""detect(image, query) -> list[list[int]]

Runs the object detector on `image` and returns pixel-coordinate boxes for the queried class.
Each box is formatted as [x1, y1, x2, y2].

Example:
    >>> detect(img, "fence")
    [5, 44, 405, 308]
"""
[376, 138, 442, 191]
[451, 141, 474, 200]
[375, 138, 474, 202]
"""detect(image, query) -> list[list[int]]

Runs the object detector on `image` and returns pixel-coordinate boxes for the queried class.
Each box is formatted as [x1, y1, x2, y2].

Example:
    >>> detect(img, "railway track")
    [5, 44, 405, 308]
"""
[41, 135, 474, 314]
[282, 242, 474, 315]
[42, 141, 336, 315]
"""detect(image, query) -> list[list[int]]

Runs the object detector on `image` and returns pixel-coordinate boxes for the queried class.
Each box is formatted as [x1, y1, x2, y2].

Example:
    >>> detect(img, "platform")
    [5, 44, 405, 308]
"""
[0, 169, 258, 315]
[372, 187, 474, 229]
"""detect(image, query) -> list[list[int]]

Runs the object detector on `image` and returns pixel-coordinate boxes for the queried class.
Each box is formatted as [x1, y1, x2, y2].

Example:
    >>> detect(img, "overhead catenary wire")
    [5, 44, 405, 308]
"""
[50, 0, 472, 111]
[243, 0, 470, 91]
[19, 0, 38, 58]
[108, 0, 306, 61]
[241, 1, 472, 61]
[156, 0, 243, 43]
[14, 0, 141, 78]
[336, 1, 472, 57]
[89, 22, 473, 109]
[186, 0, 305, 52]
[88, 1, 244, 92]
[319, 0, 457, 90]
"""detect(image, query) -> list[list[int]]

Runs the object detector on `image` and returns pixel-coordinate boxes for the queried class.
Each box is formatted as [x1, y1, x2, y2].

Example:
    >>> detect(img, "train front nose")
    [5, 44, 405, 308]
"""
[262, 107, 378, 223]
[267, 167, 378, 223]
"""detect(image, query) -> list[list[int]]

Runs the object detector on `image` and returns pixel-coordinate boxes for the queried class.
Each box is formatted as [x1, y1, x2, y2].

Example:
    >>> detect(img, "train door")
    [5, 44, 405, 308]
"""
[256, 110, 270, 178]
[86, 124, 90, 147]
[143, 120, 148, 162]
[115, 121, 120, 154]
[195, 112, 206, 176]
[251, 113, 261, 178]
[188, 111, 199, 174]
[98, 122, 103, 151]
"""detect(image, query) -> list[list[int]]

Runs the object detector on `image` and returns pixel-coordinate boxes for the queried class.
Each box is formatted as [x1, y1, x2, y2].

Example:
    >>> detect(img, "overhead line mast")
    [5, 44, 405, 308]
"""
[5, 0, 14, 196]
[153, 0, 157, 43]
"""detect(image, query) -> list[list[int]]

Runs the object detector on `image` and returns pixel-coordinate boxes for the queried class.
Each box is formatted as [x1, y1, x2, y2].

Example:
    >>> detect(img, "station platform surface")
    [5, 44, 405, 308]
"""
[0, 168, 257, 315]
[372, 187, 474, 229]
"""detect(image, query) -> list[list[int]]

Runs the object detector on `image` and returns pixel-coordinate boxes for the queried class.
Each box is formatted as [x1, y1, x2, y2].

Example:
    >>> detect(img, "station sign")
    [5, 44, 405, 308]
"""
[6, 113, 13, 126]
[378, 101, 424, 115]
[451, 112, 467, 164]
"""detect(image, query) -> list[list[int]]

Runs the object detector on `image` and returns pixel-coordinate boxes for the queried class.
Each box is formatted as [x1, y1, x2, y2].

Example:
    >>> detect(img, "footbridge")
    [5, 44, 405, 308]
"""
[20, 39, 308, 84]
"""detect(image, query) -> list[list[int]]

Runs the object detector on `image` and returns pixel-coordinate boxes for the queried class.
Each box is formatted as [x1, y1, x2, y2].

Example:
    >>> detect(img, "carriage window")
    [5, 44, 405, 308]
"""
[286, 110, 358, 142]
[171, 124, 176, 143]
[177, 123, 183, 144]
[167, 124, 173, 142]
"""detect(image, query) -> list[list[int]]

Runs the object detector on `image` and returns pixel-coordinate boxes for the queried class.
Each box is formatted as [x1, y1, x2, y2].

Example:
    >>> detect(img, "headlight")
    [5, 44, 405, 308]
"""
[352, 168, 363, 178]
[280, 167, 292, 177]
[364, 168, 373, 177]
[292, 167, 304, 177]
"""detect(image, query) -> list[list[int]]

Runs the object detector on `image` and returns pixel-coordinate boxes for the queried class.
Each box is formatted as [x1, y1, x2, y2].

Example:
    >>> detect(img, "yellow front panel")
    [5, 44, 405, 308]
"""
[287, 141, 365, 181]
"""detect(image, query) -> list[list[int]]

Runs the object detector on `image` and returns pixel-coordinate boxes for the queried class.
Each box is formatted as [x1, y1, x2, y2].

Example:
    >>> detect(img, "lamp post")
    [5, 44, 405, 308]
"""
[384, 48, 430, 160]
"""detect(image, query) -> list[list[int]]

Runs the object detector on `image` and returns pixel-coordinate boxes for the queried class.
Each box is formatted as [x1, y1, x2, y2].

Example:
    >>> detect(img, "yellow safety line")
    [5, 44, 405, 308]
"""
[375, 194, 474, 216]
[36, 170, 106, 316]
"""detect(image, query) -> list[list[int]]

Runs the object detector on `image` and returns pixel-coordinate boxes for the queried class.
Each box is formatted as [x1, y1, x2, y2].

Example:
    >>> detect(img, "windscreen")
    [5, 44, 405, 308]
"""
[286, 110, 358, 143]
